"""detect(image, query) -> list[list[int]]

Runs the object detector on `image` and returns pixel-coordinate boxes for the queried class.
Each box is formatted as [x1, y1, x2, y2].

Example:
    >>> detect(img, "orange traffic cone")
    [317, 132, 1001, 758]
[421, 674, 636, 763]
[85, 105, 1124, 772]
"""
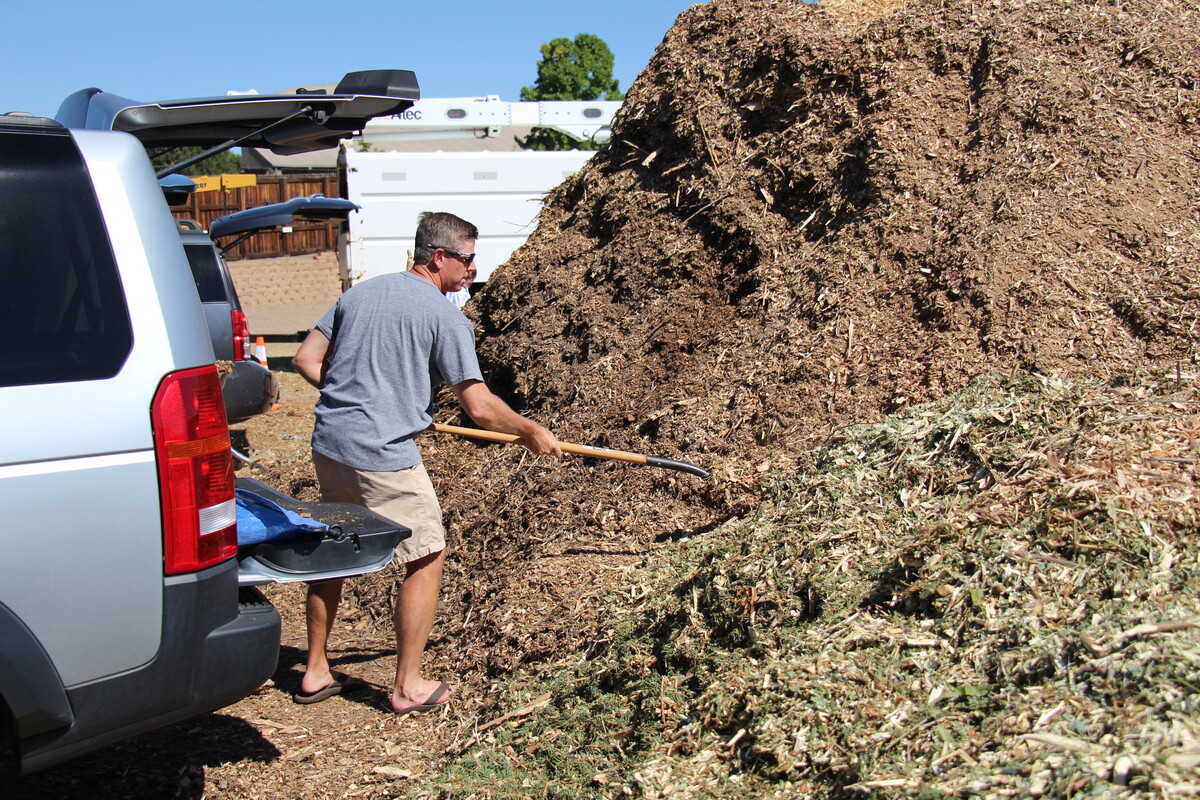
[253, 336, 268, 366]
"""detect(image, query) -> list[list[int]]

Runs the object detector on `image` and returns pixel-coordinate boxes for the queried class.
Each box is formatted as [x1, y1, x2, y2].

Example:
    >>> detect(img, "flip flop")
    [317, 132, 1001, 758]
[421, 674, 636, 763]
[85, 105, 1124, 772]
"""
[293, 671, 365, 705]
[391, 681, 453, 716]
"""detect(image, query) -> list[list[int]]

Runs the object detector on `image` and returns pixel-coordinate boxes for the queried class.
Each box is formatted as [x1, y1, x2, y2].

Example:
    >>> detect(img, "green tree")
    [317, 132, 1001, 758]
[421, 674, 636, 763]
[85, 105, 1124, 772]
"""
[150, 146, 243, 177]
[518, 33, 624, 151]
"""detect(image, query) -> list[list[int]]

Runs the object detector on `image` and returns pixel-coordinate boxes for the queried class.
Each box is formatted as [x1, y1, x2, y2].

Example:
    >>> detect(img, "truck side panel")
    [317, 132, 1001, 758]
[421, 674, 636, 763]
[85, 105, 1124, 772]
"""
[343, 149, 592, 285]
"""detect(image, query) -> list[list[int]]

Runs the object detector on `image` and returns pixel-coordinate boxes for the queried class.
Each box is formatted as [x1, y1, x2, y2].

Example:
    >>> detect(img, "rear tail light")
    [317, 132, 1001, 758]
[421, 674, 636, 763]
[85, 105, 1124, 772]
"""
[231, 310, 250, 361]
[152, 366, 238, 575]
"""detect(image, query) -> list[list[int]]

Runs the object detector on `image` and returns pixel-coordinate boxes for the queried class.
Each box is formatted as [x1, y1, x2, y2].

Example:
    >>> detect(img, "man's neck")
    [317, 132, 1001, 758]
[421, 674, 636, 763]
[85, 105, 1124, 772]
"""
[408, 263, 442, 290]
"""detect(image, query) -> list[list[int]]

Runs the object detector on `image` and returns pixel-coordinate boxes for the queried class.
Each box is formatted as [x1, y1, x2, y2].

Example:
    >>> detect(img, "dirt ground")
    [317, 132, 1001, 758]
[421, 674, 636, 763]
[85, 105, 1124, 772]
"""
[5, 0, 1198, 796]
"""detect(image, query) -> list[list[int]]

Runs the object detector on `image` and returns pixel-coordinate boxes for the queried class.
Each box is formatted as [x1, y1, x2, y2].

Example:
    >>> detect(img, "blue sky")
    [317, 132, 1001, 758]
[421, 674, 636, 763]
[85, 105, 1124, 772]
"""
[4, 0, 704, 119]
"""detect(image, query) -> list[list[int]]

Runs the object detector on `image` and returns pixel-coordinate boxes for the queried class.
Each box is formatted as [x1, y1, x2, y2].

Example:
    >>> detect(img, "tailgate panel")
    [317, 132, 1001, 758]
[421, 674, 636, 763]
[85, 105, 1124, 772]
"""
[235, 477, 410, 585]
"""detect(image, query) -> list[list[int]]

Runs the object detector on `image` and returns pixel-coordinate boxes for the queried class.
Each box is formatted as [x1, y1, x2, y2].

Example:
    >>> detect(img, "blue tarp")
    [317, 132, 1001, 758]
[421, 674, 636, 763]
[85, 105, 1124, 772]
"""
[236, 488, 328, 546]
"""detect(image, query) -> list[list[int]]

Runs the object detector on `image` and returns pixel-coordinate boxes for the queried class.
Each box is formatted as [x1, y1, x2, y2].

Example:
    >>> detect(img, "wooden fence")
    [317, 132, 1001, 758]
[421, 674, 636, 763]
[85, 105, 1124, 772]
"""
[170, 174, 342, 260]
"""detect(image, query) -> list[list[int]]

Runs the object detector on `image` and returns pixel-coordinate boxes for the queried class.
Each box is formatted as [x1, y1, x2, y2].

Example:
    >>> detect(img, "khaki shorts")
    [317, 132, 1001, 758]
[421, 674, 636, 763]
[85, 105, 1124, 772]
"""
[312, 451, 446, 563]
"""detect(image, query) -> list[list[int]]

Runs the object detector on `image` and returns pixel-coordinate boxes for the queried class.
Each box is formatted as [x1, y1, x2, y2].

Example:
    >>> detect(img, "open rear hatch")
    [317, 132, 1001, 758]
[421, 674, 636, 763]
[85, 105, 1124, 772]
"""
[209, 194, 360, 253]
[235, 477, 410, 586]
[210, 195, 360, 237]
[56, 69, 419, 173]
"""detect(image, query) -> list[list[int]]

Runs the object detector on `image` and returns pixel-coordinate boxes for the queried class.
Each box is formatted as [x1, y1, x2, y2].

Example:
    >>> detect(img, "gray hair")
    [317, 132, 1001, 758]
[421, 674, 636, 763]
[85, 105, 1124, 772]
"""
[413, 212, 479, 265]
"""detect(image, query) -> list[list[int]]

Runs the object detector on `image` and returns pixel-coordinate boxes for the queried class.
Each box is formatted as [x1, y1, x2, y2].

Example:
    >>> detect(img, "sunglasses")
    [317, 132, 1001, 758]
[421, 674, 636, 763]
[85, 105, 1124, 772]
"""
[434, 245, 476, 265]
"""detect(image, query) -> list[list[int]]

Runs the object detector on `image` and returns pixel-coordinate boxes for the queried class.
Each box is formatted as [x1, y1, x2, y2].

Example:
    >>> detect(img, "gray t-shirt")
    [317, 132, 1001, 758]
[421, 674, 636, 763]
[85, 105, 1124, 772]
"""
[311, 271, 484, 471]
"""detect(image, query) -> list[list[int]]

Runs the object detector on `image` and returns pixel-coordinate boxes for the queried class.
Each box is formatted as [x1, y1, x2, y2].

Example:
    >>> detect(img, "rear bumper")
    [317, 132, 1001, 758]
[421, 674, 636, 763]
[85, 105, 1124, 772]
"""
[15, 560, 280, 774]
[223, 359, 278, 423]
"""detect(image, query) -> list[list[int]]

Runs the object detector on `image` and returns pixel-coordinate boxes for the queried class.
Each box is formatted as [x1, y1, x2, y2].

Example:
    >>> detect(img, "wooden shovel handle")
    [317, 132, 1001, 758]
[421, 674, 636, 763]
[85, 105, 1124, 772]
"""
[431, 424, 711, 479]
[432, 423, 648, 465]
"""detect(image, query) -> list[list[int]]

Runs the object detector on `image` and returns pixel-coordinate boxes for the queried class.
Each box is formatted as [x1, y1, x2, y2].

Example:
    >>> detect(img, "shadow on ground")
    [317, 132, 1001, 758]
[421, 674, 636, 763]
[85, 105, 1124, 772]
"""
[0, 713, 278, 800]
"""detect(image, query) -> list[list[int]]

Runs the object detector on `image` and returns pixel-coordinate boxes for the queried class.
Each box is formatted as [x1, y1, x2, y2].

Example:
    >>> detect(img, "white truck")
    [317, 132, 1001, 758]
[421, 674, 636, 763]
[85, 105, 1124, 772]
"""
[338, 96, 620, 288]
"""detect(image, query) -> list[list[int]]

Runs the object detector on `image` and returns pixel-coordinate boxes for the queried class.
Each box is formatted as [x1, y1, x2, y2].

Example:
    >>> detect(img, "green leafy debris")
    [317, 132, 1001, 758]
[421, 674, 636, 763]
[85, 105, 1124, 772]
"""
[421, 372, 1200, 798]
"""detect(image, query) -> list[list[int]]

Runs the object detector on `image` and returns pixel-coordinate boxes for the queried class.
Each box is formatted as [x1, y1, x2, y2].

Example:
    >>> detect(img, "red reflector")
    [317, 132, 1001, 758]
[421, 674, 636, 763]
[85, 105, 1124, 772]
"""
[153, 366, 237, 575]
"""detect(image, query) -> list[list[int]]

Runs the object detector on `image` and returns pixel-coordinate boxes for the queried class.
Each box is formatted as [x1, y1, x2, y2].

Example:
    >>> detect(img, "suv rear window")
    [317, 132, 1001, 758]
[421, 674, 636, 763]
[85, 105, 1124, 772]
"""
[0, 126, 133, 387]
[183, 241, 230, 303]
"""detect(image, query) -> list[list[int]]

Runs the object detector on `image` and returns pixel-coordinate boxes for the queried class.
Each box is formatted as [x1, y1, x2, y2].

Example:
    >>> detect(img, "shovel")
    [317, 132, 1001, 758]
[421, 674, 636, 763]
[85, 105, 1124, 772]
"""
[432, 423, 711, 479]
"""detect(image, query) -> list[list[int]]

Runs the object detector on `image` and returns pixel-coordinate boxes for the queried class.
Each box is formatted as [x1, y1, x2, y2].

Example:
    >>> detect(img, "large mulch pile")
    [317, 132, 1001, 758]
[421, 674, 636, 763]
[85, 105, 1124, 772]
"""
[409, 0, 1200, 788]
[383, 0, 1199, 689]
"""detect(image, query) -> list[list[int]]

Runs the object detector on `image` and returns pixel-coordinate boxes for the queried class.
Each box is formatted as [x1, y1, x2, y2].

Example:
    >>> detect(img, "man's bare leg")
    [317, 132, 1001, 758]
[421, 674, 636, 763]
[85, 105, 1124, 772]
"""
[391, 549, 452, 711]
[301, 579, 344, 695]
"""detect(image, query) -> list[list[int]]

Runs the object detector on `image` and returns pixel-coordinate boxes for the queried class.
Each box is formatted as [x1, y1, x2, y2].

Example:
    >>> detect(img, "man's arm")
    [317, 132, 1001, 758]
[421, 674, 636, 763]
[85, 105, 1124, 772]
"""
[292, 329, 331, 389]
[452, 379, 562, 457]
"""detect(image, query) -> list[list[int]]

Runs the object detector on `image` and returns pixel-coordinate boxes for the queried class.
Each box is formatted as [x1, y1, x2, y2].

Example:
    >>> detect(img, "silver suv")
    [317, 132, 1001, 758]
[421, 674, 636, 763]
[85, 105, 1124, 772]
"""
[176, 216, 278, 422]
[0, 70, 419, 774]
[176, 194, 359, 423]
